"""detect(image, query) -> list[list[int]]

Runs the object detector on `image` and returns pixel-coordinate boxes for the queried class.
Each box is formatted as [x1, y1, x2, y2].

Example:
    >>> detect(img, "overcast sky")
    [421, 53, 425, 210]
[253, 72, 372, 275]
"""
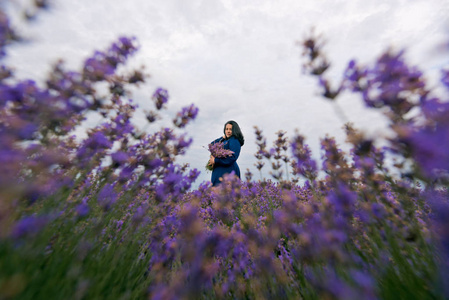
[5, 0, 449, 186]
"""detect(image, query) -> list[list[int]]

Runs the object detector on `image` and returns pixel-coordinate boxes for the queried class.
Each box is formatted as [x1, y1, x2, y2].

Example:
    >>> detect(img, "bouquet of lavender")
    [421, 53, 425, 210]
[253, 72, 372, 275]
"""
[205, 141, 234, 171]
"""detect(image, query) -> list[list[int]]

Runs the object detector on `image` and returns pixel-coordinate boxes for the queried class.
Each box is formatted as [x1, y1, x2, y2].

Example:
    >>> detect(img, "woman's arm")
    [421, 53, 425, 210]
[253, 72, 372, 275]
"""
[214, 138, 241, 167]
[209, 136, 226, 167]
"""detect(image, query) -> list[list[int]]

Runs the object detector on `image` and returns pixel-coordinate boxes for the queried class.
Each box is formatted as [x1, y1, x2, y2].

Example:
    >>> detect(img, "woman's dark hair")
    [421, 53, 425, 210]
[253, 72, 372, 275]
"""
[224, 120, 245, 146]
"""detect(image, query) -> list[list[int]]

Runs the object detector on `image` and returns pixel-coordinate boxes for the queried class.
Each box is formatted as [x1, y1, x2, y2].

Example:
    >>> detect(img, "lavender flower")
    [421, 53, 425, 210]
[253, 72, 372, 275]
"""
[12, 215, 49, 239]
[97, 183, 118, 210]
[173, 104, 199, 128]
[291, 132, 318, 181]
[111, 151, 129, 166]
[76, 197, 90, 218]
[205, 142, 234, 171]
[152, 88, 169, 110]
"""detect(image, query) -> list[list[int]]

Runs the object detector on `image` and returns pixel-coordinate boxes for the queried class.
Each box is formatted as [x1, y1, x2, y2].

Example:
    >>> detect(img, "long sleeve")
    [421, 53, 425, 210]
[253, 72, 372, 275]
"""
[214, 137, 241, 167]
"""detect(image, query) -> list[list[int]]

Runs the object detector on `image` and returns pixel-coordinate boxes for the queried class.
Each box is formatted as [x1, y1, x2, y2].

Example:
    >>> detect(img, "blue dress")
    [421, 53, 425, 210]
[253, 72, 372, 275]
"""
[211, 136, 241, 186]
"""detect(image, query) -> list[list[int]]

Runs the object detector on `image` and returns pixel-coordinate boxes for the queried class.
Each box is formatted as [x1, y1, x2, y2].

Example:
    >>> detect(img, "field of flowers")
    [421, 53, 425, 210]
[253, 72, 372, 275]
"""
[1, 3, 449, 300]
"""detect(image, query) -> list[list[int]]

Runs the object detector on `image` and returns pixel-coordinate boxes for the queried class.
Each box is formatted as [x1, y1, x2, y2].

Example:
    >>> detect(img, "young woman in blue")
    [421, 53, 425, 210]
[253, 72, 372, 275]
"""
[208, 120, 245, 186]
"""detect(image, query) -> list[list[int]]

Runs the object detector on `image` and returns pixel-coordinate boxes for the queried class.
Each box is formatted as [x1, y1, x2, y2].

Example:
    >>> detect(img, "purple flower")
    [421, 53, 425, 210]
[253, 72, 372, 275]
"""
[343, 59, 368, 92]
[308, 267, 376, 300]
[291, 133, 318, 180]
[173, 104, 199, 128]
[116, 220, 124, 230]
[76, 197, 90, 217]
[427, 189, 449, 256]
[111, 151, 129, 166]
[175, 135, 193, 154]
[364, 50, 424, 117]
[82, 37, 137, 82]
[426, 189, 449, 298]
[83, 51, 115, 80]
[12, 215, 49, 239]
[115, 37, 138, 57]
[154, 165, 195, 202]
[97, 183, 118, 210]
[400, 99, 449, 178]
[76, 131, 112, 162]
[327, 182, 357, 218]
[208, 142, 234, 158]
[371, 203, 386, 219]
[152, 88, 169, 110]
[132, 204, 150, 226]
[89, 131, 111, 148]
[205, 142, 234, 171]
[18, 122, 38, 140]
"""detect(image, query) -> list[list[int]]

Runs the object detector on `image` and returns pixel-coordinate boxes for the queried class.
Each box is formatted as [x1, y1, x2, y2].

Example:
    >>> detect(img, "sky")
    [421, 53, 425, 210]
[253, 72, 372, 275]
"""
[4, 0, 449, 186]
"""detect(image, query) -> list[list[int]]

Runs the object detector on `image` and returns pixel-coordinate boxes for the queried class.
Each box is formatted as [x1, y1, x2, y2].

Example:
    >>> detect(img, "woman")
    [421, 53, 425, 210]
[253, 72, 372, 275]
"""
[208, 120, 245, 186]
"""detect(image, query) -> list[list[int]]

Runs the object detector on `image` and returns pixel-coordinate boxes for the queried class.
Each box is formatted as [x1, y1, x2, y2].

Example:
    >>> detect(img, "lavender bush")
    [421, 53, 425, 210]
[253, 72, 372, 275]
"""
[1, 3, 448, 300]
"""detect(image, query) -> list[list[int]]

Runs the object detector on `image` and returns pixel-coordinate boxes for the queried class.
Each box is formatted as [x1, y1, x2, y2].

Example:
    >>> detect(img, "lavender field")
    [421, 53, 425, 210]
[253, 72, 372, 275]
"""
[1, 3, 449, 300]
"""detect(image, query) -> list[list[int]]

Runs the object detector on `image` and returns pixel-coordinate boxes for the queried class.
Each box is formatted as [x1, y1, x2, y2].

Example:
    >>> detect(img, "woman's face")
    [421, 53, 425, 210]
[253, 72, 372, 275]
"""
[225, 124, 233, 138]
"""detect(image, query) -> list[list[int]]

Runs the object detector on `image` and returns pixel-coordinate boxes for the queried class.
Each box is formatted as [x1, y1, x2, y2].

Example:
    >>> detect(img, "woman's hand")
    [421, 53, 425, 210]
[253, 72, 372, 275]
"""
[209, 155, 215, 166]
